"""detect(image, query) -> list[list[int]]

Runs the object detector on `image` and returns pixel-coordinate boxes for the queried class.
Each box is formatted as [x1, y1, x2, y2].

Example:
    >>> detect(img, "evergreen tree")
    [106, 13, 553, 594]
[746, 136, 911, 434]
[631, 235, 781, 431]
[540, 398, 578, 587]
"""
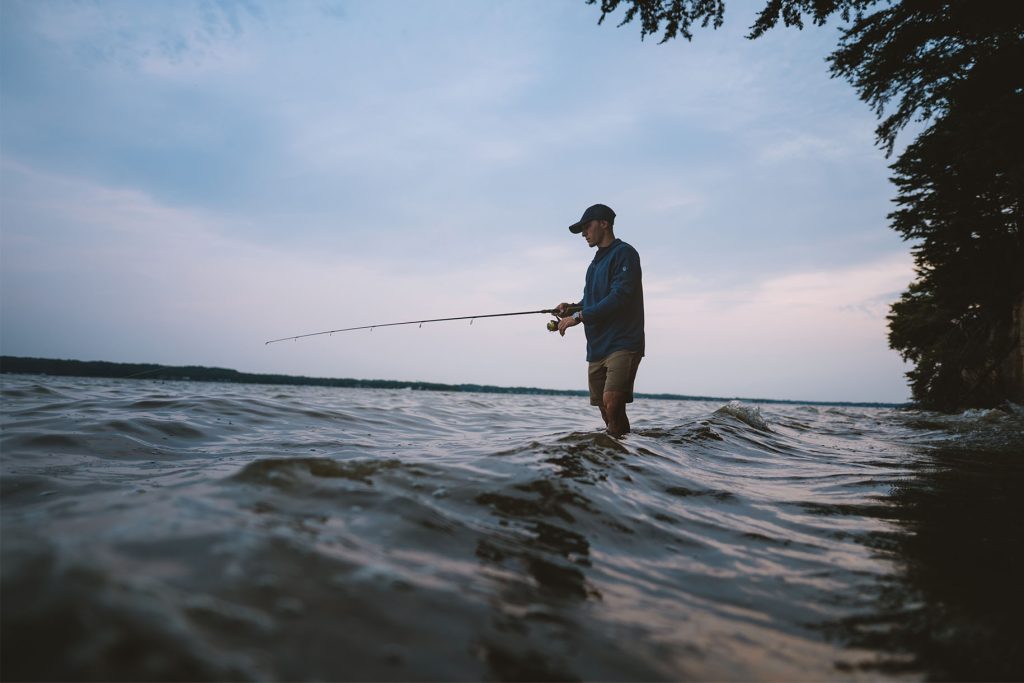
[588, 0, 1024, 409]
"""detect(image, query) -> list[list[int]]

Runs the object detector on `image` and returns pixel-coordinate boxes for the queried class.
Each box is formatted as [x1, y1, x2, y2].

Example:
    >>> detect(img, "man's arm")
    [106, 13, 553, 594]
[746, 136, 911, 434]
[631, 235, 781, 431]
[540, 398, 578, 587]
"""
[581, 248, 641, 324]
[553, 302, 583, 336]
[552, 302, 582, 317]
[556, 308, 582, 336]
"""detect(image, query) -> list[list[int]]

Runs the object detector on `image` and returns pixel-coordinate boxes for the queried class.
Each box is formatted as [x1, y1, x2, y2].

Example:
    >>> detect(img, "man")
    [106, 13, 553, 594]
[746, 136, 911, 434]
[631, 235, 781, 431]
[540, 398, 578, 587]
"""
[554, 203, 645, 437]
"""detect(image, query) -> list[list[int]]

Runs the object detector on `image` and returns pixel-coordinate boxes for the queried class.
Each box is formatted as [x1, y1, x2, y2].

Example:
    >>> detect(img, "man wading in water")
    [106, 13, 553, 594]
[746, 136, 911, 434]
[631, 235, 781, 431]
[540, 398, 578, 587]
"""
[554, 203, 645, 437]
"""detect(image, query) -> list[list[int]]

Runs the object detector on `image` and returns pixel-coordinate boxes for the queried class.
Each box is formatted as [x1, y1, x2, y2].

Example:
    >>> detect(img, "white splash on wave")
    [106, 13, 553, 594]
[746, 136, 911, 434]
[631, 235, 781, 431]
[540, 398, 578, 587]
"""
[714, 401, 771, 432]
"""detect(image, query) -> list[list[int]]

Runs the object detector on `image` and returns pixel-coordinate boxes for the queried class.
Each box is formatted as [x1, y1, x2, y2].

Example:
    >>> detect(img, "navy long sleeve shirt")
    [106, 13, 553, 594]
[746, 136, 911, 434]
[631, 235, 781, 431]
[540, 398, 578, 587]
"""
[579, 238, 645, 362]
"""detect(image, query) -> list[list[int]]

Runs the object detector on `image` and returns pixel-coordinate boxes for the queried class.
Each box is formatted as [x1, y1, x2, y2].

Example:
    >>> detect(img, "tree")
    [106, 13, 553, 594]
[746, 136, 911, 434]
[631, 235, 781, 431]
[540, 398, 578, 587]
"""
[588, 0, 1024, 409]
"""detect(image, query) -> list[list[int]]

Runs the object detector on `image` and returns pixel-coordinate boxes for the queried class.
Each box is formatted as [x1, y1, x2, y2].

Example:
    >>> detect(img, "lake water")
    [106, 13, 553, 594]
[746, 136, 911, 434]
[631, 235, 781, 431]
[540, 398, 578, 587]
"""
[2, 374, 1022, 681]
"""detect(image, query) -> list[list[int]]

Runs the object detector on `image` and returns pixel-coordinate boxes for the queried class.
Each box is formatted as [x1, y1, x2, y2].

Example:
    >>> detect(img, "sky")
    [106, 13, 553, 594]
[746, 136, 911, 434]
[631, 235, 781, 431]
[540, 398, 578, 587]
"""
[0, 0, 916, 403]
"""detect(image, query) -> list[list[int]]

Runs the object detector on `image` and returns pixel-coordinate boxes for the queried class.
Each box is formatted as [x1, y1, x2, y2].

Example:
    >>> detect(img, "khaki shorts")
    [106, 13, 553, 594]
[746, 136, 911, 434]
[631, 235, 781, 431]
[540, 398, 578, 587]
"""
[588, 350, 643, 406]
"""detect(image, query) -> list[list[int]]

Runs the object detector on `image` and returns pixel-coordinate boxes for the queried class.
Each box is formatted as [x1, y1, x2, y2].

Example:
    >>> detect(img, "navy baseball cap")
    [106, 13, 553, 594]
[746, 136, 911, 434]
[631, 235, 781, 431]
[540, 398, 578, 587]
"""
[569, 203, 616, 233]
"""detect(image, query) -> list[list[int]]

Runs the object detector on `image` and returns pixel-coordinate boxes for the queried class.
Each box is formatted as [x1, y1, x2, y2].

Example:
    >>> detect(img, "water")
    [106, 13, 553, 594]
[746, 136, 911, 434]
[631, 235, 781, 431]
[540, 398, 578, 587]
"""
[2, 374, 1022, 681]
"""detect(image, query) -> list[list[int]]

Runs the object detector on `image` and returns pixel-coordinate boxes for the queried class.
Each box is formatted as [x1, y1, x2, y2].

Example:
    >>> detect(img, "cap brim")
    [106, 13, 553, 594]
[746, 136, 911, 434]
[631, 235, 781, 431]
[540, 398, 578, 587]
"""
[568, 221, 585, 234]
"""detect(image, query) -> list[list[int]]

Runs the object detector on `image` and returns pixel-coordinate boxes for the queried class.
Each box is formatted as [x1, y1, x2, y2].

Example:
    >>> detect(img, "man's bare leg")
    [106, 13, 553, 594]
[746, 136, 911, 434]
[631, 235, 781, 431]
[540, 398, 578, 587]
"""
[602, 390, 630, 437]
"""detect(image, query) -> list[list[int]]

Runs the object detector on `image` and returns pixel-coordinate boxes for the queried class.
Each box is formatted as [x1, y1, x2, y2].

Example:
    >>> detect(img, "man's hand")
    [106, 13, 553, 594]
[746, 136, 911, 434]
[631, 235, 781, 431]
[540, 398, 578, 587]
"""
[553, 302, 572, 317]
[557, 315, 580, 337]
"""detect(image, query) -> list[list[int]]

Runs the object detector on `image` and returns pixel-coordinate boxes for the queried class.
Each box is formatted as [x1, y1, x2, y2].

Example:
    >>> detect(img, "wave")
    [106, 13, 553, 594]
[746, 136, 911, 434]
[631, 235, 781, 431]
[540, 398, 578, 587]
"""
[2, 374, 1021, 681]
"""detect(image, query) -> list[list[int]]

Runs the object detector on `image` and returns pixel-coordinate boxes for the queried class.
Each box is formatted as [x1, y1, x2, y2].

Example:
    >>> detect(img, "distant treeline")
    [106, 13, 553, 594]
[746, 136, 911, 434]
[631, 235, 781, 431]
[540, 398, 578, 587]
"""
[0, 356, 901, 408]
[0, 356, 585, 396]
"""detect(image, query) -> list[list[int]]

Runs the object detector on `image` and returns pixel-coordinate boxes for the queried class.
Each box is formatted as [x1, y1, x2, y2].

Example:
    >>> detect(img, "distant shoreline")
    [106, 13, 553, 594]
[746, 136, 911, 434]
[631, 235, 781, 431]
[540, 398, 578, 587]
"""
[0, 356, 905, 408]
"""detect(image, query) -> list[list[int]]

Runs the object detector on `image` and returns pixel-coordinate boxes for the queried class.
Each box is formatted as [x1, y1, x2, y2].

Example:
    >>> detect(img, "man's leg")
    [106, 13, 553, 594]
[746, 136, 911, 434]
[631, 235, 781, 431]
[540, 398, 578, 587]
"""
[603, 390, 630, 437]
[590, 351, 641, 435]
[601, 351, 642, 437]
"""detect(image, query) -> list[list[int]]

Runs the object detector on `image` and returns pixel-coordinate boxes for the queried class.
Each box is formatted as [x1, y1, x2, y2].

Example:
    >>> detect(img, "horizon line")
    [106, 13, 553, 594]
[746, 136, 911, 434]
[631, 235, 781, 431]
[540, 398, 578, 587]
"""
[0, 355, 908, 409]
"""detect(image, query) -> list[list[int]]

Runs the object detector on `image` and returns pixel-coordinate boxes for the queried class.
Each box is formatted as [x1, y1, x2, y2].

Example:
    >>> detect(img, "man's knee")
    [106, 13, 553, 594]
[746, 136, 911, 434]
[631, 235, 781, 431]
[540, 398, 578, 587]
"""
[603, 391, 627, 414]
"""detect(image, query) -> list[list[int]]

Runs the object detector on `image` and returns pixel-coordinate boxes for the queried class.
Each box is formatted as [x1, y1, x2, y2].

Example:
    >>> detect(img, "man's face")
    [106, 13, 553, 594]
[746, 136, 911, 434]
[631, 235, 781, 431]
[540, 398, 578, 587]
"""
[580, 220, 608, 247]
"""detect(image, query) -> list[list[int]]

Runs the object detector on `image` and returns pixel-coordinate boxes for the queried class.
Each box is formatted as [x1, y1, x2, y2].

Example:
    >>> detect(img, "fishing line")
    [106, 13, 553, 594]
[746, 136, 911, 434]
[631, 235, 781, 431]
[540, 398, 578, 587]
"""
[265, 305, 581, 345]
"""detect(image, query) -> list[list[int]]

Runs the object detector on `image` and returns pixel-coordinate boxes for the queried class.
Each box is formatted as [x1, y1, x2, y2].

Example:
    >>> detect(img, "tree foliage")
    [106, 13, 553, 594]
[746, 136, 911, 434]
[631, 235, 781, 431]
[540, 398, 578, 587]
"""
[886, 70, 1024, 409]
[589, 0, 1024, 409]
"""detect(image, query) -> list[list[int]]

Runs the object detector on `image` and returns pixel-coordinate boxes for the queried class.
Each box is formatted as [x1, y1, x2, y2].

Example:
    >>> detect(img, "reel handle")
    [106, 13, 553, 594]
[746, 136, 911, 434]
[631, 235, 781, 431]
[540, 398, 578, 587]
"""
[546, 305, 582, 331]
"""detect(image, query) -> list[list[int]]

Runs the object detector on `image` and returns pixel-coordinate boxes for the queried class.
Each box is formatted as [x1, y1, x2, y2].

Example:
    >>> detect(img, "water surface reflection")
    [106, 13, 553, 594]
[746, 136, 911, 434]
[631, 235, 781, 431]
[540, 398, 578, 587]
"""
[820, 437, 1024, 680]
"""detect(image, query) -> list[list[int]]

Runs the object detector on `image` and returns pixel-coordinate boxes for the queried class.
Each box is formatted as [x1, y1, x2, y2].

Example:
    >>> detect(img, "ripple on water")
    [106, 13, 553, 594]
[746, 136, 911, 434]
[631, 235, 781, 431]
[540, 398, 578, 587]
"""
[2, 374, 1021, 680]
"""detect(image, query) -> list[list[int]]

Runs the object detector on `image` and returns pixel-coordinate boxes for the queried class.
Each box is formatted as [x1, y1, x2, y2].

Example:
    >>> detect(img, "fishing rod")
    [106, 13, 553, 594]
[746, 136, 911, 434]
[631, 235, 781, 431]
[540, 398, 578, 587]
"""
[265, 305, 582, 345]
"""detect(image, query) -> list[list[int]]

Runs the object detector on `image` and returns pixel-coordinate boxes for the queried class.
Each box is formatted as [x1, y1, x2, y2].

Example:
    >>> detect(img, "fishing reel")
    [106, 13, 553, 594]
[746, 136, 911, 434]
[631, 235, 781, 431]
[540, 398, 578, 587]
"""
[546, 306, 582, 332]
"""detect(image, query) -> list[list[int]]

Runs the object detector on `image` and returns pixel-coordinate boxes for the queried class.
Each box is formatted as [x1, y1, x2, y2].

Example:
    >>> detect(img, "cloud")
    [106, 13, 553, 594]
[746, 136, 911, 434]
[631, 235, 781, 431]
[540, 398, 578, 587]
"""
[644, 253, 914, 401]
[647, 252, 913, 342]
[0, 158, 581, 380]
[0, 0, 915, 402]
[2, 158, 911, 402]
[19, 0, 263, 71]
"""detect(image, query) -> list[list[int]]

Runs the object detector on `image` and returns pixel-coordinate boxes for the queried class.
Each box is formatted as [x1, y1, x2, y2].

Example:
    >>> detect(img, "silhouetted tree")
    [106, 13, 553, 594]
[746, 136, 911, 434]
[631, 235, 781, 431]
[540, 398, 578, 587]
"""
[589, 0, 1024, 409]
